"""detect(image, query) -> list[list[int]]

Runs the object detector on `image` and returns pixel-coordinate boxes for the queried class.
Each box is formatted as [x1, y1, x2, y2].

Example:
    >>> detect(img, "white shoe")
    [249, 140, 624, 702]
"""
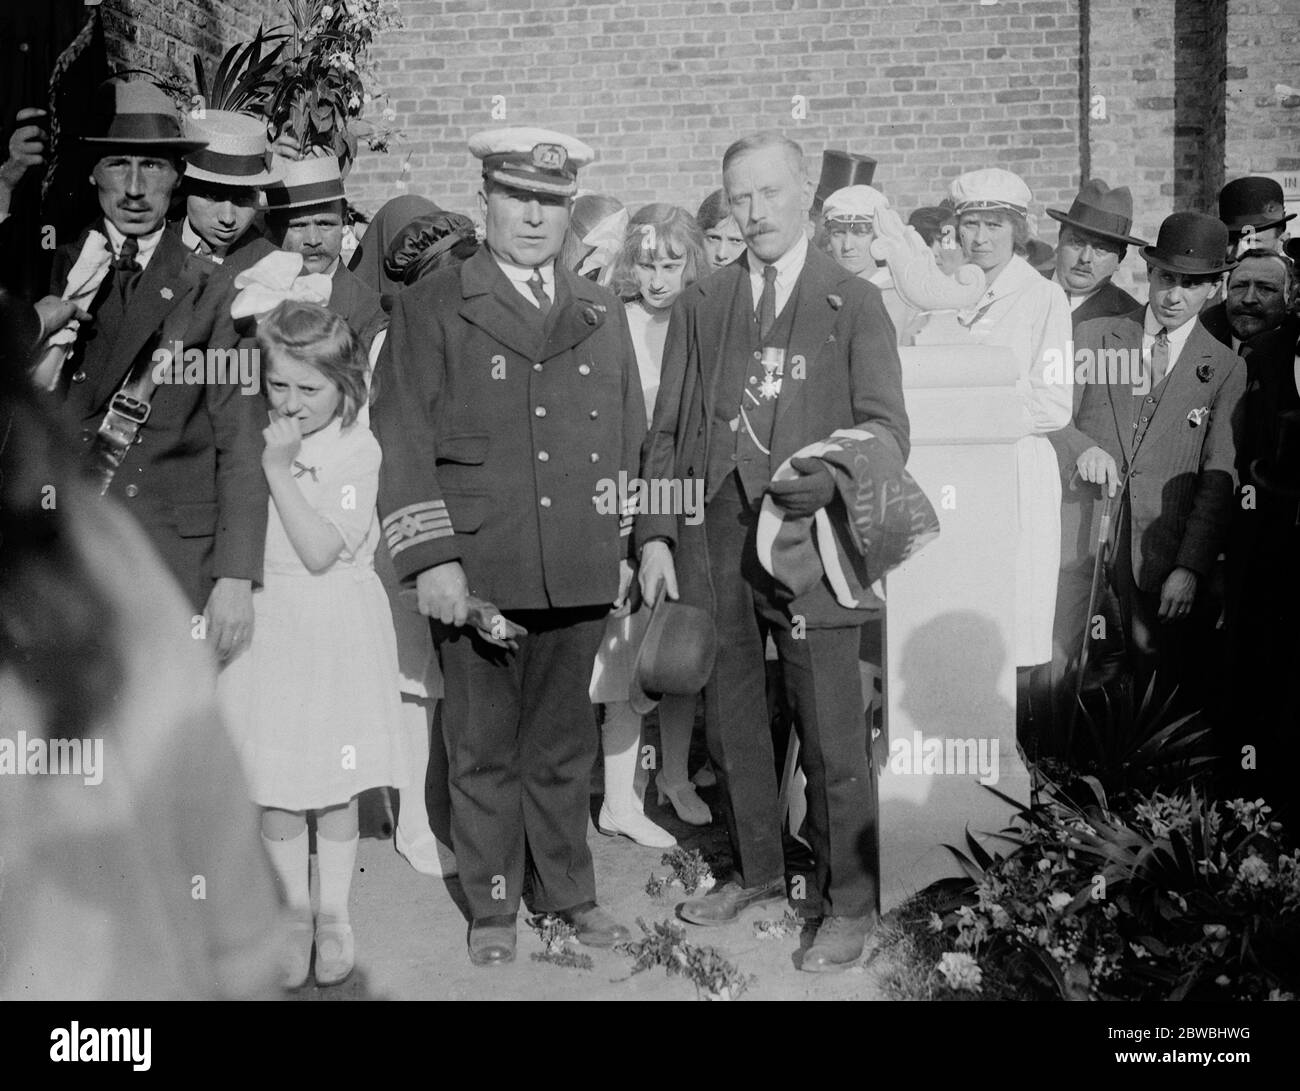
[395, 825, 458, 878]
[655, 773, 712, 826]
[597, 803, 677, 848]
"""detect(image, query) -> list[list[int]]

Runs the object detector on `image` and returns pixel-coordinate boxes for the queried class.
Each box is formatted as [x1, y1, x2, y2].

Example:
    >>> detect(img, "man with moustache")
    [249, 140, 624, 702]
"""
[372, 127, 642, 967]
[47, 79, 265, 656]
[638, 132, 909, 972]
[1051, 212, 1245, 710]
[1201, 248, 1294, 351]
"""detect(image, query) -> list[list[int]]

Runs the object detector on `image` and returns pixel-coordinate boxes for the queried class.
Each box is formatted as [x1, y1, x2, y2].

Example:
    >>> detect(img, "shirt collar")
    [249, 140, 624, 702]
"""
[180, 217, 222, 261]
[492, 252, 555, 287]
[747, 231, 808, 284]
[1143, 306, 1198, 352]
[102, 219, 165, 265]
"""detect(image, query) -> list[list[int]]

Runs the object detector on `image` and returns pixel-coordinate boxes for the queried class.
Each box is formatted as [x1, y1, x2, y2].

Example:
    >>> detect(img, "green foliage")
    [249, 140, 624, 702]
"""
[526, 914, 594, 972]
[752, 909, 803, 940]
[617, 918, 755, 1001]
[644, 847, 718, 898]
[193, 26, 289, 115]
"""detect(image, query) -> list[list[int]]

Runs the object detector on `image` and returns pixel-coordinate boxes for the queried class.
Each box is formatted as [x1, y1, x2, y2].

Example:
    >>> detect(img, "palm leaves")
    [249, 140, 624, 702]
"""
[193, 25, 290, 116]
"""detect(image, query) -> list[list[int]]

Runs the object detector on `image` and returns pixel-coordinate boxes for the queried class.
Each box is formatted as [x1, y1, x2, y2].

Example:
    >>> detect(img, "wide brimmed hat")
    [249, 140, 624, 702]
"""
[469, 126, 593, 198]
[1251, 411, 1300, 498]
[815, 150, 877, 212]
[1219, 176, 1297, 236]
[950, 168, 1032, 216]
[183, 110, 274, 187]
[263, 155, 346, 212]
[1046, 179, 1147, 247]
[83, 79, 206, 152]
[628, 595, 718, 717]
[1140, 211, 1235, 276]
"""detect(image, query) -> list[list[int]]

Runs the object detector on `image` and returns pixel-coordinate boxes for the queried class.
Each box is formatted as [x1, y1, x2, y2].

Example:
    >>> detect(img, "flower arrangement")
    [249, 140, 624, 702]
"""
[618, 918, 755, 1001]
[527, 915, 594, 971]
[644, 847, 718, 899]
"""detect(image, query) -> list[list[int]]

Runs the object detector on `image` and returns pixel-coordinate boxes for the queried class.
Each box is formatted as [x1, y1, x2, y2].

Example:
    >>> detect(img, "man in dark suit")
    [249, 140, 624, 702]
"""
[48, 80, 266, 659]
[637, 132, 909, 972]
[1044, 182, 1147, 715]
[372, 127, 641, 967]
[1052, 212, 1245, 710]
[264, 156, 386, 357]
[1199, 248, 1293, 351]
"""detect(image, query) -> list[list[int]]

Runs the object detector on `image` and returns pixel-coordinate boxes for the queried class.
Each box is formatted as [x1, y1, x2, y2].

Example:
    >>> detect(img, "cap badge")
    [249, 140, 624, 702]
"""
[533, 143, 567, 170]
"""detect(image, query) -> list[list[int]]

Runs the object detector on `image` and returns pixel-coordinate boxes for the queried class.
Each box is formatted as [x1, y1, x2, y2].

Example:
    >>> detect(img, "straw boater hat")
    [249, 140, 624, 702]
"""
[182, 110, 274, 187]
[468, 126, 594, 197]
[1046, 179, 1147, 247]
[263, 155, 347, 213]
[83, 79, 206, 153]
[1140, 211, 1236, 276]
[1218, 176, 1297, 237]
[822, 185, 890, 224]
[949, 168, 1033, 216]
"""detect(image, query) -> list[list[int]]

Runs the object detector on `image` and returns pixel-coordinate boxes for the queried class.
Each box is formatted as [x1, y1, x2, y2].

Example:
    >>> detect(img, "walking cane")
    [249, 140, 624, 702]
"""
[1066, 488, 1116, 752]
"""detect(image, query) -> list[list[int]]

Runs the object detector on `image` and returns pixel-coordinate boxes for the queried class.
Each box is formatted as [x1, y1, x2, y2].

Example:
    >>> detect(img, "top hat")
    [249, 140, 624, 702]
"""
[1140, 211, 1235, 276]
[628, 594, 718, 717]
[263, 155, 347, 212]
[469, 126, 594, 198]
[1046, 179, 1147, 247]
[84, 79, 207, 153]
[1251, 411, 1300, 497]
[815, 150, 877, 212]
[182, 110, 274, 187]
[1219, 176, 1297, 236]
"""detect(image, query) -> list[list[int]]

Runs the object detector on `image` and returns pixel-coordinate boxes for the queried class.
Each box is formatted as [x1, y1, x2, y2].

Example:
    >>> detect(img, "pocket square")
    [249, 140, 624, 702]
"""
[1187, 407, 1210, 428]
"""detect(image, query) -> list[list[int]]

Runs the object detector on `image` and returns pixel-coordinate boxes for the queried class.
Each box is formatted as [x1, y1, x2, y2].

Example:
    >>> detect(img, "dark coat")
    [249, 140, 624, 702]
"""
[1051, 309, 1246, 593]
[371, 245, 645, 611]
[329, 260, 388, 352]
[1199, 300, 1233, 348]
[1070, 279, 1141, 329]
[163, 217, 278, 278]
[51, 223, 268, 607]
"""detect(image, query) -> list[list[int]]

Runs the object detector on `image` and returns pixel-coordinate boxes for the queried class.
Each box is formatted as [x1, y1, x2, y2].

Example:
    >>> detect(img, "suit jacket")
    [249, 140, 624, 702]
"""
[1199, 300, 1233, 349]
[1070, 279, 1140, 329]
[330, 261, 388, 351]
[636, 247, 909, 553]
[164, 217, 278, 277]
[1052, 308, 1245, 593]
[1238, 316, 1300, 490]
[371, 246, 645, 611]
[50, 223, 268, 607]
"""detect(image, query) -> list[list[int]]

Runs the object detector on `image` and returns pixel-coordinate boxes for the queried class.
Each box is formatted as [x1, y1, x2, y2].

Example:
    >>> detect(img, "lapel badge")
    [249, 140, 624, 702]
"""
[1195, 362, 1214, 382]
[581, 305, 601, 326]
[827, 293, 843, 310]
[1187, 407, 1210, 428]
[160, 286, 174, 300]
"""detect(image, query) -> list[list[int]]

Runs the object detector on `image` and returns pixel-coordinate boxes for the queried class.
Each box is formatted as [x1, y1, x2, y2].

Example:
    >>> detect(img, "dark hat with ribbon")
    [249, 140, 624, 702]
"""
[1251, 410, 1300, 497]
[1218, 176, 1297, 236]
[815, 150, 877, 213]
[1140, 211, 1235, 276]
[1047, 179, 1147, 247]
[628, 594, 718, 717]
[84, 79, 207, 153]
[385, 210, 479, 285]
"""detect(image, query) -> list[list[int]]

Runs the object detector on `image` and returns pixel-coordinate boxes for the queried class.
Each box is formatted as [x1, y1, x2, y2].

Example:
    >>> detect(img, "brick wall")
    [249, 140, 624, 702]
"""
[1224, 0, 1300, 175]
[343, 0, 1084, 235]
[101, 0, 284, 95]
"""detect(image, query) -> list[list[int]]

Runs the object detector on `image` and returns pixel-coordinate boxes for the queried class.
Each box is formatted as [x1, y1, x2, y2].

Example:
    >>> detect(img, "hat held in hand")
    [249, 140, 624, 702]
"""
[628, 594, 718, 716]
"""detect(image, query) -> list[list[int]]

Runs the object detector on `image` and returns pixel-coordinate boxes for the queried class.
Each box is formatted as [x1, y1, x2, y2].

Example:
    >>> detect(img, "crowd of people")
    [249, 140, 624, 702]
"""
[1, 75, 1296, 996]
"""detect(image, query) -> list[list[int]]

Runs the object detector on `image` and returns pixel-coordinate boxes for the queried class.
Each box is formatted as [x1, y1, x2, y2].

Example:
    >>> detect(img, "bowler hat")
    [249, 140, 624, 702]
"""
[84, 79, 206, 153]
[1140, 211, 1235, 276]
[1218, 176, 1296, 236]
[628, 595, 718, 717]
[815, 150, 877, 212]
[1046, 179, 1147, 247]
[1251, 411, 1300, 497]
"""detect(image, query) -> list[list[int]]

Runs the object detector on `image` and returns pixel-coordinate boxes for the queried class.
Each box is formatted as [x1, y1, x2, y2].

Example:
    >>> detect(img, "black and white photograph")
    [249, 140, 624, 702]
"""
[0, 0, 1297, 1043]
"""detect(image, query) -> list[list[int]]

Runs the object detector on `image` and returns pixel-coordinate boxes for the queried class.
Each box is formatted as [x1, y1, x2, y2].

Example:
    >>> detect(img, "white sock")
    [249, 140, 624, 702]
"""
[316, 833, 358, 925]
[601, 700, 646, 818]
[397, 698, 433, 838]
[262, 829, 310, 915]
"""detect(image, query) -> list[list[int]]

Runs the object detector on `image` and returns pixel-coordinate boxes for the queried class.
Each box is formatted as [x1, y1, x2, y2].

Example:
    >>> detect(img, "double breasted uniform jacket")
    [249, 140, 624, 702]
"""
[51, 223, 268, 609]
[372, 245, 645, 609]
[1053, 309, 1246, 594]
[636, 246, 910, 566]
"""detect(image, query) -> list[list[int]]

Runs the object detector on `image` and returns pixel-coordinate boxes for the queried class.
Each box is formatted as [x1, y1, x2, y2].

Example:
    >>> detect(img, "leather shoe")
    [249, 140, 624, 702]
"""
[468, 917, 517, 967]
[557, 903, 631, 948]
[801, 914, 877, 973]
[677, 877, 786, 926]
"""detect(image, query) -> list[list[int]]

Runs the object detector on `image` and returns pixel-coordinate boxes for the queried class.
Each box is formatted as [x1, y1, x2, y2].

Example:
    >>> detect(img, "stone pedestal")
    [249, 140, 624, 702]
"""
[879, 344, 1033, 912]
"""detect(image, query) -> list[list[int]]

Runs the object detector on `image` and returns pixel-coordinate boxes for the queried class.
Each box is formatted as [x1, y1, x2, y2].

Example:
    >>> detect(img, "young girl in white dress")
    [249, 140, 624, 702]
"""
[219, 300, 408, 988]
[590, 204, 713, 847]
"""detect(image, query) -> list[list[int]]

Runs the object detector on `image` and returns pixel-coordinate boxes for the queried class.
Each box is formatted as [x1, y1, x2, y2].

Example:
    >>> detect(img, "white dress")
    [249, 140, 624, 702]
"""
[219, 417, 409, 810]
[914, 254, 1073, 666]
[589, 300, 670, 703]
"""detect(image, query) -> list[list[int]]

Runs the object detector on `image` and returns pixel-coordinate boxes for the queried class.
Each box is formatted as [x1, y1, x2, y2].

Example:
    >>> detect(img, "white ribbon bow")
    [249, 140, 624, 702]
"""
[578, 207, 630, 286]
[30, 230, 115, 390]
[231, 251, 333, 319]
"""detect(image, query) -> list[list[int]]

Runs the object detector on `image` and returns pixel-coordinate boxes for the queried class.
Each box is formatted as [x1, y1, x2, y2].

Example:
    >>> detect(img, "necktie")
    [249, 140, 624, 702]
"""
[114, 236, 142, 307]
[527, 267, 551, 315]
[757, 263, 778, 342]
[1150, 326, 1170, 387]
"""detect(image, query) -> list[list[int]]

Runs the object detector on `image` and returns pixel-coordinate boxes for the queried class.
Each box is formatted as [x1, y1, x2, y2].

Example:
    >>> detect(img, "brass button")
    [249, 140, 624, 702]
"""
[124, 484, 139, 498]
[535, 406, 547, 417]
[534, 363, 543, 371]
[1140, 416, 1149, 423]
[1145, 396, 1155, 403]
[578, 364, 591, 375]
[539, 496, 552, 508]
[753, 351, 761, 360]
[537, 451, 549, 462]
[72, 371, 87, 383]
[589, 410, 598, 419]
[590, 452, 600, 463]
[749, 376, 757, 384]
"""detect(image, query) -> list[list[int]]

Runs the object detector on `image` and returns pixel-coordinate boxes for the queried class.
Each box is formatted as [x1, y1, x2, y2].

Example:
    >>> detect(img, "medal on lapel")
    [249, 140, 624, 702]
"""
[758, 346, 785, 400]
